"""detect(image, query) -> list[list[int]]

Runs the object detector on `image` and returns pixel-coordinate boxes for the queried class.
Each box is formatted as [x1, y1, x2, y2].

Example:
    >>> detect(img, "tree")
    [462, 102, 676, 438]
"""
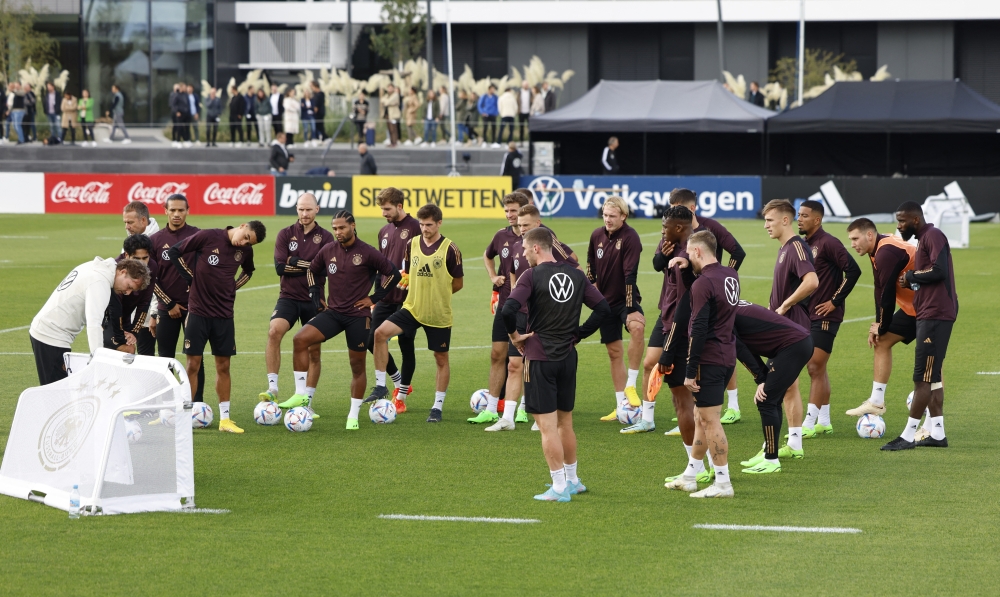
[0, 0, 59, 85]
[770, 49, 857, 99]
[367, 0, 426, 72]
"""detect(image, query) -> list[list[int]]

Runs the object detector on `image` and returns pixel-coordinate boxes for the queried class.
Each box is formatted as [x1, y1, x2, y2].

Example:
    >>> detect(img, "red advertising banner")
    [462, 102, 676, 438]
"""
[44, 174, 275, 215]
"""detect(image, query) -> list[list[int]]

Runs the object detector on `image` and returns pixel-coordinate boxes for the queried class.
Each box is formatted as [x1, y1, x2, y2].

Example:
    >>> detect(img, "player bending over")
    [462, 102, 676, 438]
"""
[282, 211, 400, 429]
[367, 204, 464, 423]
[169, 221, 266, 433]
[103, 234, 158, 355]
[504, 227, 611, 501]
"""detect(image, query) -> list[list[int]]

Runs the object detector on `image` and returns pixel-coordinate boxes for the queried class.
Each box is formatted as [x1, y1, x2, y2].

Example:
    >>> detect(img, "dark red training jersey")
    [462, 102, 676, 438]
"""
[694, 216, 746, 270]
[170, 228, 255, 319]
[274, 221, 335, 302]
[308, 238, 398, 318]
[149, 223, 200, 309]
[804, 227, 861, 323]
[378, 214, 421, 304]
[770, 235, 815, 329]
[587, 221, 642, 311]
[686, 262, 740, 377]
[906, 224, 958, 321]
[485, 225, 522, 309]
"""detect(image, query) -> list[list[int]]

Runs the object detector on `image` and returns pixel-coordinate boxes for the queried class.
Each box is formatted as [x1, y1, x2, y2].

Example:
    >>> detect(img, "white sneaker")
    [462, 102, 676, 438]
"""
[664, 426, 681, 436]
[383, 138, 391, 146]
[485, 418, 515, 432]
[481, 141, 488, 148]
[531, 421, 539, 431]
[183, 141, 192, 148]
[404, 140, 413, 146]
[414, 137, 422, 145]
[664, 475, 698, 492]
[691, 482, 734, 498]
[102, 138, 112, 143]
[491, 142, 501, 148]
[431, 141, 437, 147]
[845, 400, 886, 417]
[419, 141, 427, 147]
[122, 139, 132, 144]
[230, 142, 236, 148]
[171, 141, 180, 148]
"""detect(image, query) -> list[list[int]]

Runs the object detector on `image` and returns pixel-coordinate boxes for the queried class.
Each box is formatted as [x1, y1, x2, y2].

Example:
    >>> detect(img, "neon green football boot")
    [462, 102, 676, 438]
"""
[742, 460, 781, 474]
[515, 408, 529, 424]
[740, 448, 766, 468]
[467, 410, 499, 424]
[346, 417, 359, 431]
[777, 444, 804, 459]
[720, 408, 741, 424]
[278, 394, 309, 409]
[813, 423, 833, 435]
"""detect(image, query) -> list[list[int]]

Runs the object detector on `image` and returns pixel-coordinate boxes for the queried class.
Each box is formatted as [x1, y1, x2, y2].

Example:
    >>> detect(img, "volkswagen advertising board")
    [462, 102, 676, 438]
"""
[521, 176, 762, 219]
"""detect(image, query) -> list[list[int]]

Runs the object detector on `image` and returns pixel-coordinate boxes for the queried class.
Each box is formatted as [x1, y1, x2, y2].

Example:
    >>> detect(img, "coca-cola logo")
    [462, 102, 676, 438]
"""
[203, 182, 266, 206]
[50, 181, 113, 204]
[127, 181, 189, 205]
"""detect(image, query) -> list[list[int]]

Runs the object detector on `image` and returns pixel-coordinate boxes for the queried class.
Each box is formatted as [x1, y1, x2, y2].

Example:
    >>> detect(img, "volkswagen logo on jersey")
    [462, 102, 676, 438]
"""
[725, 277, 740, 305]
[381, 237, 388, 249]
[596, 248, 605, 259]
[548, 272, 575, 303]
[289, 241, 299, 251]
[208, 255, 220, 266]
[528, 176, 565, 217]
[161, 249, 170, 261]
[501, 248, 509, 259]
[328, 262, 337, 274]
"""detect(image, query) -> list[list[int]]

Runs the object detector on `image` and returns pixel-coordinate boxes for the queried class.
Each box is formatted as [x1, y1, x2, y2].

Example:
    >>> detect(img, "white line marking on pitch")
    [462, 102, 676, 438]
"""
[841, 317, 871, 324]
[977, 372, 1000, 375]
[694, 524, 861, 534]
[0, 325, 29, 334]
[174, 508, 231, 514]
[236, 284, 280, 293]
[0, 235, 48, 239]
[379, 514, 540, 524]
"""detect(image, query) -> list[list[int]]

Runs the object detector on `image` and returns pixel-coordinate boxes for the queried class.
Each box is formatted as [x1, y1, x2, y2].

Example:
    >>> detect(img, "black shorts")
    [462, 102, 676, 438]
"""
[271, 298, 319, 328]
[692, 365, 734, 408]
[600, 303, 644, 344]
[388, 307, 451, 353]
[507, 312, 528, 358]
[308, 309, 370, 352]
[524, 351, 578, 414]
[914, 319, 953, 384]
[647, 321, 666, 349]
[369, 301, 402, 348]
[30, 335, 70, 386]
[492, 309, 509, 343]
[762, 337, 813, 403]
[885, 310, 917, 344]
[183, 313, 237, 357]
[809, 320, 841, 354]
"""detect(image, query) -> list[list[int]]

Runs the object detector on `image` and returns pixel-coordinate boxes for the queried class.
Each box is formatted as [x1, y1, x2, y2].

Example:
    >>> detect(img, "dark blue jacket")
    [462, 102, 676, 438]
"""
[477, 93, 498, 117]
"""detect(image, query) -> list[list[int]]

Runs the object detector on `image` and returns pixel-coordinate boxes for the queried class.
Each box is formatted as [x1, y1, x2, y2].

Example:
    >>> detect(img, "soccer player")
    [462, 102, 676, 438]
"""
[668, 188, 746, 423]
[368, 204, 464, 422]
[503, 227, 611, 501]
[149, 194, 204, 401]
[844, 218, 918, 422]
[29, 258, 149, 385]
[473, 192, 529, 425]
[369, 187, 421, 413]
[732, 301, 813, 474]
[282, 211, 400, 430]
[120, 201, 160, 355]
[586, 196, 645, 419]
[168, 221, 266, 433]
[103, 234, 158, 356]
[763, 199, 818, 458]
[664, 230, 739, 498]
[486, 204, 579, 432]
[797, 200, 861, 437]
[882, 202, 958, 451]
[260, 193, 334, 412]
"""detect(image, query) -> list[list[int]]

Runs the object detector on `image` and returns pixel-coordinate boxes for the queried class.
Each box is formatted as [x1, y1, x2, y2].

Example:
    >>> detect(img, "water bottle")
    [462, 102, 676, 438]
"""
[69, 484, 81, 519]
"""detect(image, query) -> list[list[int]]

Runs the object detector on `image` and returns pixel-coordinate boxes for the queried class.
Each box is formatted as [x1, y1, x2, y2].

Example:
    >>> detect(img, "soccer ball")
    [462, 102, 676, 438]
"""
[254, 401, 282, 426]
[191, 403, 214, 429]
[369, 399, 397, 424]
[856, 414, 886, 438]
[125, 419, 142, 443]
[284, 406, 313, 432]
[158, 408, 176, 428]
[470, 389, 490, 413]
[616, 400, 642, 425]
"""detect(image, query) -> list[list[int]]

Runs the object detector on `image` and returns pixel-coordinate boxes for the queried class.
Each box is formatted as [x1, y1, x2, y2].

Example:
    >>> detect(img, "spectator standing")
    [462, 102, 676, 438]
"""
[255, 88, 272, 145]
[381, 83, 401, 147]
[24, 83, 37, 142]
[168, 83, 179, 141]
[269, 84, 284, 137]
[269, 131, 294, 175]
[542, 81, 557, 113]
[530, 84, 545, 116]
[205, 88, 221, 147]
[403, 86, 420, 145]
[518, 81, 532, 142]
[310, 81, 326, 144]
[438, 85, 451, 143]
[455, 90, 470, 144]
[421, 89, 439, 146]
[60, 91, 78, 145]
[244, 88, 257, 144]
[359, 142, 377, 174]
[9, 83, 26, 144]
[601, 136, 620, 174]
[1, 83, 8, 143]
[227, 86, 245, 146]
[301, 89, 317, 145]
[477, 84, 499, 146]
[747, 82, 765, 107]
[42, 82, 61, 141]
[187, 84, 200, 144]
[77, 89, 95, 146]
[282, 88, 300, 147]
[464, 91, 480, 145]
[170, 83, 188, 146]
[501, 141, 523, 189]
[106, 84, 131, 143]
[497, 87, 517, 146]
[351, 90, 369, 144]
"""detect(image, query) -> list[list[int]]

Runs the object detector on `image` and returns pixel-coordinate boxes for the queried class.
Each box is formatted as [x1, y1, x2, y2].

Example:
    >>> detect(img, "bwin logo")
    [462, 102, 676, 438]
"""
[548, 273, 575, 303]
[528, 177, 565, 216]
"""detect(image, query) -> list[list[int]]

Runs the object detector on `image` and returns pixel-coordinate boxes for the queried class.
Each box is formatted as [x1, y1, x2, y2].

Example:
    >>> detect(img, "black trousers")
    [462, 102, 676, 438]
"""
[229, 118, 244, 143]
[482, 115, 497, 142]
[30, 335, 69, 386]
[207, 121, 218, 145]
[155, 310, 205, 401]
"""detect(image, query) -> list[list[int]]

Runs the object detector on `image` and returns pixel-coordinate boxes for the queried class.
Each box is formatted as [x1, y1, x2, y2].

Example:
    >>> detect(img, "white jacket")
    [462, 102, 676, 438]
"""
[498, 91, 518, 118]
[30, 258, 117, 352]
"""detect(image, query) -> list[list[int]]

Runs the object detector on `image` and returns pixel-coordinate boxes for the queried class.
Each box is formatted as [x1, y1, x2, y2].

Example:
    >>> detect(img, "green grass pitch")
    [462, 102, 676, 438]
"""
[1, 214, 998, 596]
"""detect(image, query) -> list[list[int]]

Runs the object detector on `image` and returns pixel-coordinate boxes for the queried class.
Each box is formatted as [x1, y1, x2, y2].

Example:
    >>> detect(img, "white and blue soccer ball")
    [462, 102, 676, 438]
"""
[125, 419, 142, 443]
[254, 401, 282, 426]
[617, 400, 642, 425]
[158, 408, 177, 428]
[191, 403, 214, 429]
[856, 414, 886, 438]
[470, 389, 490, 414]
[906, 391, 930, 418]
[369, 399, 397, 424]
[284, 406, 313, 432]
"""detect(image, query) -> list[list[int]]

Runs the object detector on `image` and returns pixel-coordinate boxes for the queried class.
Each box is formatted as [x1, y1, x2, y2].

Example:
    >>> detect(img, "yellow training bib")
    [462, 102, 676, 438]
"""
[403, 236, 454, 328]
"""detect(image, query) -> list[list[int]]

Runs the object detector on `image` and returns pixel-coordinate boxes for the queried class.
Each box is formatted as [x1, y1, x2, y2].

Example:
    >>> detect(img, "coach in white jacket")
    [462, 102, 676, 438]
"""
[29, 258, 150, 385]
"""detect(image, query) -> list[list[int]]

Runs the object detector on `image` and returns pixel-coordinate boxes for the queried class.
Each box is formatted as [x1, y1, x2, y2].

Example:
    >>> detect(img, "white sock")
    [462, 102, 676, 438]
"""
[398, 385, 411, 400]
[486, 393, 499, 414]
[804, 404, 819, 428]
[930, 416, 945, 440]
[502, 400, 517, 422]
[626, 369, 639, 388]
[220, 401, 230, 420]
[390, 370, 402, 386]
[714, 464, 730, 485]
[901, 417, 920, 442]
[615, 391, 625, 404]
[684, 455, 701, 479]
[818, 404, 831, 426]
[564, 462, 579, 483]
[433, 391, 445, 410]
[375, 370, 386, 388]
[787, 427, 803, 451]
[870, 382, 887, 405]
[267, 373, 278, 393]
[550, 468, 567, 493]
[641, 400, 655, 423]
[518, 395, 525, 410]
[684, 443, 693, 457]
[305, 387, 316, 407]
[348, 398, 362, 420]
[727, 389, 739, 410]
[294, 371, 307, 396]
[765, 458, 779, 465]
[922, 414, 933, 431]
